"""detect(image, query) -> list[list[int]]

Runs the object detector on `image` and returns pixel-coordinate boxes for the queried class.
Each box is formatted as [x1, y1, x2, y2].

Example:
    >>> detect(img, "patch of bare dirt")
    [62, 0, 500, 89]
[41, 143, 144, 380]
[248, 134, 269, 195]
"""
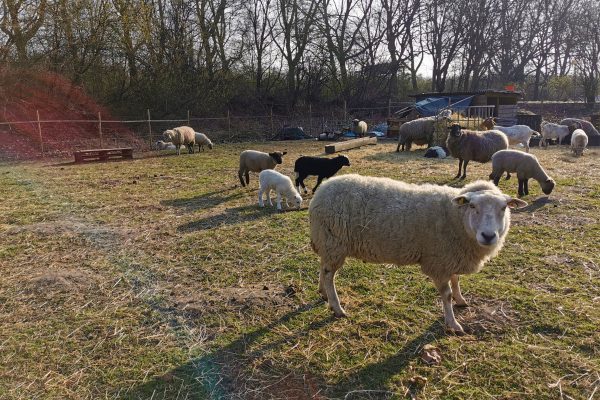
[28, 269, 101, 293]
[7, 219, 127, 249]
[174, 283, 298, 317]
[455, 296, 519, 336]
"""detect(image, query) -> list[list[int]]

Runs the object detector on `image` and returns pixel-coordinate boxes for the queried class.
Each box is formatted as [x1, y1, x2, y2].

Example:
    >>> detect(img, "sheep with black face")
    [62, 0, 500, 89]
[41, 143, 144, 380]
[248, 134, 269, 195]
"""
[238, 150, 287, 187]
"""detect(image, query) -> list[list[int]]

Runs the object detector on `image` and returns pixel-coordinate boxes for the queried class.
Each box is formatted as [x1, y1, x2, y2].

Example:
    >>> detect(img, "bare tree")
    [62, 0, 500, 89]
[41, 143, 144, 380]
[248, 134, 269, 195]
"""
[0, 0, 47, 62]
[244, 0, 276, 96]
[320, 0, 375, 99]
[270, 0, 319, 109]
[424, 0, 466, 92]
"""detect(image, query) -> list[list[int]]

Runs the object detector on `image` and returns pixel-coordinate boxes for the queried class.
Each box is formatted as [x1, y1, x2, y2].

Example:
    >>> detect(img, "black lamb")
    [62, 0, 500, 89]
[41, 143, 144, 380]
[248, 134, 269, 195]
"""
[294, 155, 351, 193]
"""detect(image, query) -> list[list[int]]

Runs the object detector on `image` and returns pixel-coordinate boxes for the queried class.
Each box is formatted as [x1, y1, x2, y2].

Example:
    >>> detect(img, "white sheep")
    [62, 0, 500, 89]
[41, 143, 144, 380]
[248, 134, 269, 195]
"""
[309, 175, 527, 333]
[396, 111, 452, 152]
[194, 132, 213, 151]
[352, 119, 368, 137]
[489, 150, 555, 196]
[481, 118, 539, 152]
[154, 140, 186, 151]
[163, 126, 196, 155]
[539, 121, 579, 148]
[258, 170, 303, 210]
[570, 129, 588, 157]
[238, 150, 287, 187]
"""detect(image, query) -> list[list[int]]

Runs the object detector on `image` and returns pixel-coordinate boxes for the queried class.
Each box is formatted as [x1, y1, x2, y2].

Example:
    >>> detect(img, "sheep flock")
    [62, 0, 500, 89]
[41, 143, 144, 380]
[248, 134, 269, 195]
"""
[150, 113, 594, 333]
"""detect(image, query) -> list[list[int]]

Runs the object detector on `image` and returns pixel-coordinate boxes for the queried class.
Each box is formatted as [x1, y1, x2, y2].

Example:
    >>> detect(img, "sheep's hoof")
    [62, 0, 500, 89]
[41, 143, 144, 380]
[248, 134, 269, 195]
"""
[445, 321, 465, 335]
[333, 310, 347, 318]
[453, 174, 461, 180]
[454, 301, 468, 308]
[460, 175, 466, 180]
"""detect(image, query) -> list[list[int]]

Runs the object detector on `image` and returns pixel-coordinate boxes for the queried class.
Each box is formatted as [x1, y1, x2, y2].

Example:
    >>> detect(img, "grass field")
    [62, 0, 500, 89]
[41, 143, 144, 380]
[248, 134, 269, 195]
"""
[1, 140, 599, 399]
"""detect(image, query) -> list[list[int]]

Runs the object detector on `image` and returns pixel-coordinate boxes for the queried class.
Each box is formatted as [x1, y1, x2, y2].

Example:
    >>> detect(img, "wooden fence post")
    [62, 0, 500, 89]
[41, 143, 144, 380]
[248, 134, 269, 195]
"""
[344, 100, 347, 122]
[36, 110, 44, 156]
[187, 110, 190, 126]
[270, 107, 274, 137]
[227, 110, 231, 136]
[147, 109, 152, 147]
[388, 98, 391, 117]
[309, 104, 312, 136]
[98, 111, 103, 148]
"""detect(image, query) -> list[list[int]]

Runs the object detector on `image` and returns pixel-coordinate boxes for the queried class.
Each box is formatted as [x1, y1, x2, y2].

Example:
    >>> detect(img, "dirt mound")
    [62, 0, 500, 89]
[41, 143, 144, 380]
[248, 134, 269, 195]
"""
[0, 68, 145, 160]
[29, 269, 101, 294]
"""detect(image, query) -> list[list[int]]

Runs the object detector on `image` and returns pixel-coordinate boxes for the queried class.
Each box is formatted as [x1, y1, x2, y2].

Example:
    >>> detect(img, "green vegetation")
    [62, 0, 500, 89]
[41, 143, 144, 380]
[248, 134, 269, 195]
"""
[0, 142, 598, 399]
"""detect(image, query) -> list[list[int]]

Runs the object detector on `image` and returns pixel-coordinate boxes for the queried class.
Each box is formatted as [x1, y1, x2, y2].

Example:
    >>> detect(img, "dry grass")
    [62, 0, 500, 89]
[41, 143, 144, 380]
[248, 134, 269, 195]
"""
[0, 141, 599, 399]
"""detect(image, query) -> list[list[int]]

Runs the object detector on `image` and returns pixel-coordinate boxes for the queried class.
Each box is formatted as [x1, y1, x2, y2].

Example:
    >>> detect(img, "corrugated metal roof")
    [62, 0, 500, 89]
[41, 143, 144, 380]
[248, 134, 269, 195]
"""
[409, 89, 522, 98]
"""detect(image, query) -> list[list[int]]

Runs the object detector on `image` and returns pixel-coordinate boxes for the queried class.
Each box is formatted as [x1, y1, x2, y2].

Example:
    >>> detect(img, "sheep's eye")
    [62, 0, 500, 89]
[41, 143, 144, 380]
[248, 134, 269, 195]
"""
[469, 204, 476, 209]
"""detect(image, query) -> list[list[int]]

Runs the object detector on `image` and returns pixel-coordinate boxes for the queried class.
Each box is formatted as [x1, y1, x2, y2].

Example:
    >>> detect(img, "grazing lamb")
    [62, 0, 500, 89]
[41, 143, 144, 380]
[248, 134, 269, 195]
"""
[480, 118, 539, 152]
[294, 155, 351, 194]
[396, 111, 453, 152]
[194, 132, 213, 151]
[163, 126, 196, 155]
[446, 124, 509, 180]
[489, 150, 555, 197]
[352, 119, 368, 137]
[539, 121, 579, 148]
[309, 175, 527, 333]
[570, 129, 588, 157]
[560, 118, 600, 138]
[238, 150, 287, 187]
[258, 170, 303, 210]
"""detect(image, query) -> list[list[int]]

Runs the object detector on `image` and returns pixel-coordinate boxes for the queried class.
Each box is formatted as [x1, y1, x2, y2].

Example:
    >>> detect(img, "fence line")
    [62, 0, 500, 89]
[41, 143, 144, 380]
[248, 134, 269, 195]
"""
[0, 108, 392, 159]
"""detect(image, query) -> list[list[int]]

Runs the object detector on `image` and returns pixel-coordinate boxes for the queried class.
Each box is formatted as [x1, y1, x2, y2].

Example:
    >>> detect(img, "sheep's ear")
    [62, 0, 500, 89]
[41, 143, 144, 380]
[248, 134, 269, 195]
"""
[282, 151, 287, 155]
[452, 195, 471, 206]
[505, 197, 528, 209]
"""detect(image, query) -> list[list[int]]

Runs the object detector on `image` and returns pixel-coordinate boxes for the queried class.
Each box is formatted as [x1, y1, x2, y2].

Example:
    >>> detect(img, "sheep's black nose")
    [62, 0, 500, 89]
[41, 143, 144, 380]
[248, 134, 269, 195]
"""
[481, 232, 497, 243]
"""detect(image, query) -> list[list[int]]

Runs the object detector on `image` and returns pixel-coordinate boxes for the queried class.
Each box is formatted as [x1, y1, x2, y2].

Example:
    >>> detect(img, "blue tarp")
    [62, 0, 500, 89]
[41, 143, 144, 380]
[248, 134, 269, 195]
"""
[415, 95, 474, 116]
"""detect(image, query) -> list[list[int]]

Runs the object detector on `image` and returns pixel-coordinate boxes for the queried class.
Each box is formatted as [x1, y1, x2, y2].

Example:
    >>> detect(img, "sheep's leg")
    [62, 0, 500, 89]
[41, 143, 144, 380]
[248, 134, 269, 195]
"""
[396, 141, 401, 152]
[238, 170, 246, 187]
[450, 275, 468, 307]
[518, 179, 525, 197]
[320, 258, 346, 317]
[275, 192, 282, 210]
[245, 171, 250, 185]
[505, 172, 511, 180]
[258, 188, 264, 207]
[525, 140, 530, 153]
[313, 177, 324, 192]
[455, 159, 463, 179]
[433, 279, 464, 333]
[266, 189, 273, 206]
[524, 179, 529, 195]
[460, 160, 468, 180]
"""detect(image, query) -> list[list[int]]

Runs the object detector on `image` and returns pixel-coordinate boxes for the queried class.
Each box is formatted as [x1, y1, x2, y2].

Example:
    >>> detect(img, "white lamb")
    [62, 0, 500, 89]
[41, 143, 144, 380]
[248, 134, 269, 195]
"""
[194, 132, 213, 151]
[309, 175, 527, 333]
[154, 140, 185, 151]
[570, 129, 588, 157]
[539, 121, 579, 148]
[258, 169, 303, 210]
[481, 118, 539, 152]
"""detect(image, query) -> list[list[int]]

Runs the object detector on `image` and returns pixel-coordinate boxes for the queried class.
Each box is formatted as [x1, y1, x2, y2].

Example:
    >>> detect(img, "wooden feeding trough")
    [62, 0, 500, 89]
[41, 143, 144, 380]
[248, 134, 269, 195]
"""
[325, 137, 377, 154]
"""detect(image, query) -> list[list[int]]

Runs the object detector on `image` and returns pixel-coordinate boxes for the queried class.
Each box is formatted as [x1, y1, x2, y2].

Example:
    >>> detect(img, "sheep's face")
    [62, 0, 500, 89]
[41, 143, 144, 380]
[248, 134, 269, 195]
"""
[449, 124, 462, 137]
[541, 179, 555, 195]
[453, 191, 527, 247]
[269, 151, 286, 164]
[208, 142, 213, 150]
[163, 130, 175, 141]
[291, 193, 303, 209]
[338, 155, 351, 166]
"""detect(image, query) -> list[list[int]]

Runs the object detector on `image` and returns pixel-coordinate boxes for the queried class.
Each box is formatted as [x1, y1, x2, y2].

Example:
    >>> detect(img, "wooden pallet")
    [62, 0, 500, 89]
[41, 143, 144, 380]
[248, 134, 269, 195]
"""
[74, 147, 133, 163]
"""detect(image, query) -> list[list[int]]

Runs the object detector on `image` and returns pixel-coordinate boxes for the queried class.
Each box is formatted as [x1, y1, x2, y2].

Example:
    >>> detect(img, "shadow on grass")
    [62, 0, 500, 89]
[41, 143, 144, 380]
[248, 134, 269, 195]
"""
[177, 204, 278, 232]
[515, 196, 554, 213]
[123, 298, 444, 399]
[162, 186, 242, 212]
